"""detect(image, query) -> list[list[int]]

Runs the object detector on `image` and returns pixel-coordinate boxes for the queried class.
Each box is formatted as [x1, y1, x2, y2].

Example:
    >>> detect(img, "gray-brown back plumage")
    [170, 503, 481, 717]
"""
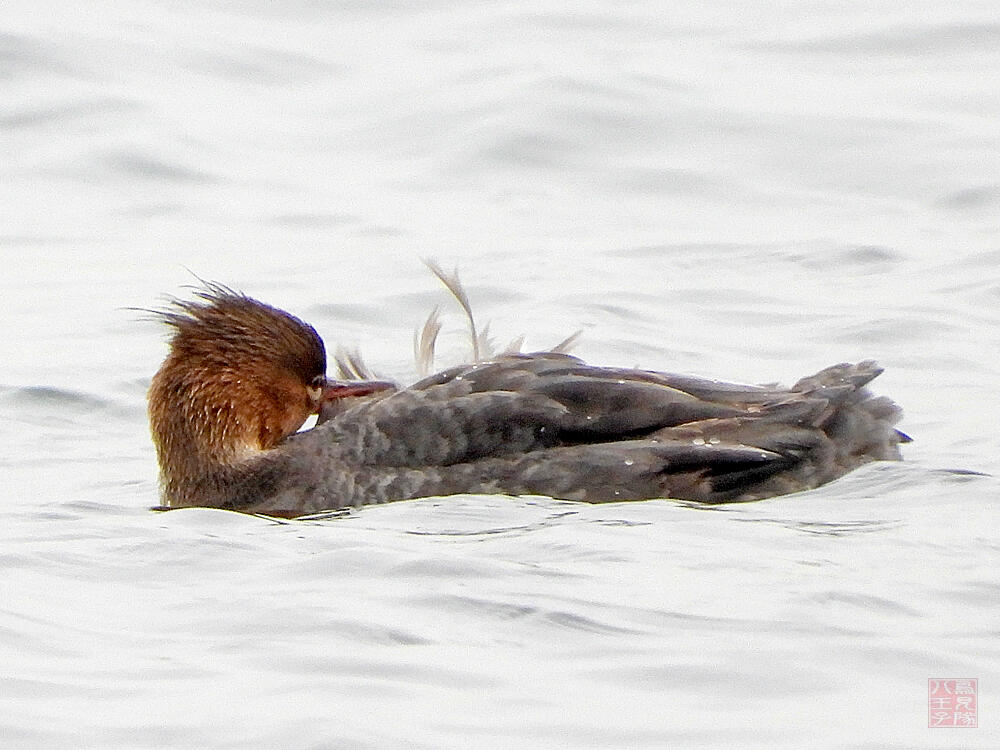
[251, 352, 907, 515]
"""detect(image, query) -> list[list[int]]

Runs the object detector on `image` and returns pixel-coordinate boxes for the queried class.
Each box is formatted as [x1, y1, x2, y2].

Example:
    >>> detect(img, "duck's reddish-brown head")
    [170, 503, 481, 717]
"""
[147, 283, 393, 508]
[148, 284, 328, 506]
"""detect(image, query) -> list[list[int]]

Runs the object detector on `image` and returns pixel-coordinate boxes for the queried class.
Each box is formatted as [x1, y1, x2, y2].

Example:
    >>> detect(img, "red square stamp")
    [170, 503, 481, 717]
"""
[928, 678, 978, 727]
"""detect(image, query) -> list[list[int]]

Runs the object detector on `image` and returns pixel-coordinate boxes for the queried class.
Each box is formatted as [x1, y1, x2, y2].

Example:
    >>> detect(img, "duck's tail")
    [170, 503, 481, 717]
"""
[653, 360, 909, 502]
[791, 360, 910, 465]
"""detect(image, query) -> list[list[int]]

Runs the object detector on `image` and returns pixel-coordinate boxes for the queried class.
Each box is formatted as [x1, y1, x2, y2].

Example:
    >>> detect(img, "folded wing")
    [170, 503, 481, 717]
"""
[301, 352, 905, 504]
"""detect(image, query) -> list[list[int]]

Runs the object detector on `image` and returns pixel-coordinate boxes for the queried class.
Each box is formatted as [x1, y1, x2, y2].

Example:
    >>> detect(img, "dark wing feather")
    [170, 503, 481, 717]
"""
[319, 352, 802, 468]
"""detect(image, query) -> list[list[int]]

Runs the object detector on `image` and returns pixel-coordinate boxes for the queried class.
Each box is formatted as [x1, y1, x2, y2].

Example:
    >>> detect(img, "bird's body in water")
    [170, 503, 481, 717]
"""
[147, 282, 908, 517]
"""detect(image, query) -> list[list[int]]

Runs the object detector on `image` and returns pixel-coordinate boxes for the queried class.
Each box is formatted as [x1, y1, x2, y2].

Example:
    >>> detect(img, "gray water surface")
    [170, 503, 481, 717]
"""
[2, 2, 998, 748]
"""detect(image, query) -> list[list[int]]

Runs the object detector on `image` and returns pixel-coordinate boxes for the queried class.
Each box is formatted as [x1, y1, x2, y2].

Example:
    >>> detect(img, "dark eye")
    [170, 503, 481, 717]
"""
[306, 375, 326, 404]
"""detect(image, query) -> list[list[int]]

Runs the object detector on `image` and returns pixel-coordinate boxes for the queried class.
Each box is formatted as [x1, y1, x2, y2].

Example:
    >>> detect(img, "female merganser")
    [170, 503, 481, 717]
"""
[148, 283, 908, 515]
